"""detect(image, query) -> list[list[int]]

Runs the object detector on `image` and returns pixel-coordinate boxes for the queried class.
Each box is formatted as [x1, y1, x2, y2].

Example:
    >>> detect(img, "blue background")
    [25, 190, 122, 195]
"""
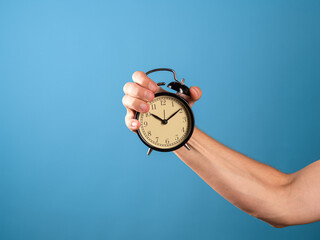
[1, 0, 320, 239]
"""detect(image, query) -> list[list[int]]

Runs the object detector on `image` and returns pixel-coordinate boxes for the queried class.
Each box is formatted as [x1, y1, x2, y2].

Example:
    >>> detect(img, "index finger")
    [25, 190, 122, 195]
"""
[132, 71, 158, 93]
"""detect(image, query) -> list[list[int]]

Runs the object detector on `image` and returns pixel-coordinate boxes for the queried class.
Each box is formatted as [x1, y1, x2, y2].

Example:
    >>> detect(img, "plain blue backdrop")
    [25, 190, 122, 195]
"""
[1, 0, 320, 239]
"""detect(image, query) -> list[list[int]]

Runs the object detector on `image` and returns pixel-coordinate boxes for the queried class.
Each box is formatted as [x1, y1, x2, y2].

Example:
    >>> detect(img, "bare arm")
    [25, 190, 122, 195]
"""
[122, 71, 320, 227]
[174, 128, 320, 227]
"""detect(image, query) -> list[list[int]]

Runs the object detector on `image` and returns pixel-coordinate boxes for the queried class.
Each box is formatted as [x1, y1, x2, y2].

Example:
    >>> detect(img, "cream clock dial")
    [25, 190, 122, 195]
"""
[136, 92, 195, 152]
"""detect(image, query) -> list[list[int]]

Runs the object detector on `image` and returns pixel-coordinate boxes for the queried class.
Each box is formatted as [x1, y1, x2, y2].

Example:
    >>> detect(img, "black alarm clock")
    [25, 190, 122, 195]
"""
[135, 68, 195, 155]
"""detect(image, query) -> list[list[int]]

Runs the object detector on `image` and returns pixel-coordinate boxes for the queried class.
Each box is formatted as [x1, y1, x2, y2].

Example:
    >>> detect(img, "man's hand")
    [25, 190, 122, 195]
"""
[122, 71, 320, 228]
[122, 71, 202, 132]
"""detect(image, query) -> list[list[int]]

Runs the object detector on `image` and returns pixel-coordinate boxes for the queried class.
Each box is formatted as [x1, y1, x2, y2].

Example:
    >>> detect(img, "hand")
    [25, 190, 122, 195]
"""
[122, 71, 202, 132]
[165, 108, 181, 121]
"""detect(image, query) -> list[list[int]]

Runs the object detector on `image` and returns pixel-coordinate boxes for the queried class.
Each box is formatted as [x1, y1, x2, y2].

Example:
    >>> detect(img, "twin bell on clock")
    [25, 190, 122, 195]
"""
[135, 68, 195, 155]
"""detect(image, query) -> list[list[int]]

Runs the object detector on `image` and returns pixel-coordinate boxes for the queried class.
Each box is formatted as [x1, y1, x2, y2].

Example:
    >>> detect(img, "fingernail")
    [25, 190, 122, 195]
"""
[140, 103, 148, 112]
[131, 121, 137, 128]
[148, 82, 158, 92]
[145, 91, 154, 101]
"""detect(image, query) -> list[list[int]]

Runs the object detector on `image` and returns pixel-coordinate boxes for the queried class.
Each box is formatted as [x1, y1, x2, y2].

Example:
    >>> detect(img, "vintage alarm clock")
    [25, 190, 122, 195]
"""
[135, 68, 195, 155]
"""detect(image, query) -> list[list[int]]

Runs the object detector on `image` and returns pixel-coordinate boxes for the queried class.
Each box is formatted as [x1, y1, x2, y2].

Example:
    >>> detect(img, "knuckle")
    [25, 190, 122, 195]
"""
[125, 112, 130, 121]
[126, 109, 135, 119]
[132, 71, 146, 83]
[127, 96, 135, 107]
[122, 95, 128, 105]
[130, 85, 140, 96]
[125, 118, 130, 127]
[123, 82, 133, 94]
[123, 83, 129, 93]
[132, 71, 145, 81]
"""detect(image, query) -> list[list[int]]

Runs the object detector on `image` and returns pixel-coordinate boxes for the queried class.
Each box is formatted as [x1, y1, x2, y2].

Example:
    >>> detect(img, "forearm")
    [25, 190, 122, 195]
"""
[174, 128, 293, 227]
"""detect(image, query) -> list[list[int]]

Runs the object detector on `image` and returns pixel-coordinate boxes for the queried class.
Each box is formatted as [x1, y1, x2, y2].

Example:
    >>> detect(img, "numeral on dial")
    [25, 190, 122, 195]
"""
[165, 138, 170, 144]
[147, 131, 152, 136]
[161, 100, 166, 106]
[151, 104, 156, 110]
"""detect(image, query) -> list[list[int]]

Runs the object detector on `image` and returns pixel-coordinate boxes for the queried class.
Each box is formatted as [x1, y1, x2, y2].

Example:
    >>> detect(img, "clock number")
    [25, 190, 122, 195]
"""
[151, 104, 156, 110]
[182, 117, 187, 123]
[179, 108, 183, 113]
[147, 131, 152, 137]
[182, 127, 185, 133]
[145, 112, 150, 117]
[171, 101, 174, 107]
[161, 100, 166, 106]
[143, 122, 148, 127]
[155, 137, 159, 143]
[165, 138, 170, 144]
[175, 134, 179, 141]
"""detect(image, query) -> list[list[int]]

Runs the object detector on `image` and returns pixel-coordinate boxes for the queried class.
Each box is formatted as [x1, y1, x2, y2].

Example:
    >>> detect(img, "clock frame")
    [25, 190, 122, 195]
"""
[135, 92, 195, 154]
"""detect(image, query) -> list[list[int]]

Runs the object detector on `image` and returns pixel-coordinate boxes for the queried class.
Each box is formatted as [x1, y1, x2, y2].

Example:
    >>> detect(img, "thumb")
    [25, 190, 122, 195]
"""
[188, 86, 202, 107]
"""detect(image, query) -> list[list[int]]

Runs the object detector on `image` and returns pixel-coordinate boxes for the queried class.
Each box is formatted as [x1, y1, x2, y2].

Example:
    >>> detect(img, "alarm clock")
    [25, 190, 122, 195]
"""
[135, 68, 195, 155]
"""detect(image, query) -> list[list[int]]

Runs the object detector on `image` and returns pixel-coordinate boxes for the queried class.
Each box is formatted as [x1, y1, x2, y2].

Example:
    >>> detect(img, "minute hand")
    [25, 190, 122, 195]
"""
[166, 108, 181, 121]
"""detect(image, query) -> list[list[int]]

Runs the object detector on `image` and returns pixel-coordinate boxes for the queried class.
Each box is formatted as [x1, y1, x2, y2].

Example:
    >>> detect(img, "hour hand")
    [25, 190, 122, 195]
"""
[151, 113, 164, 122]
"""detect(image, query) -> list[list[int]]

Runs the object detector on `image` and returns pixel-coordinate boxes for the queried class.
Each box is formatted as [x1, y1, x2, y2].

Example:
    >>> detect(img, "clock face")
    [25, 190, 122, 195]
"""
[136, 92, 194, 152]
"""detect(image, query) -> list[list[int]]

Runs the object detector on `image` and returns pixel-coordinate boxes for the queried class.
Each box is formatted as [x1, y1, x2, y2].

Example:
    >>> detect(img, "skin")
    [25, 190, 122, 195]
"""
[122, 71, 320, 228]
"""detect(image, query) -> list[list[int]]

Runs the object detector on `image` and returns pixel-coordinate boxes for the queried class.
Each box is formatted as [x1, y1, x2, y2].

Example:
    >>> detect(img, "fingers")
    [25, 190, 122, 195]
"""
[123, 82, 155, 102]
[190, 86, 202, 101]
[125, 108, 140, 132]
[122, 95, 150, 113]
[123, 71, 158, 133]
[132, 71, 158, 93]
[187, 86, 202, 107]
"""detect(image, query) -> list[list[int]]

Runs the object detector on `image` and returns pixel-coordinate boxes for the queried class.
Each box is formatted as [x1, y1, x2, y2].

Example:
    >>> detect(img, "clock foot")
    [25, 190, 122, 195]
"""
[147, 148, 153, 155]
[184, 143, 191, 151]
